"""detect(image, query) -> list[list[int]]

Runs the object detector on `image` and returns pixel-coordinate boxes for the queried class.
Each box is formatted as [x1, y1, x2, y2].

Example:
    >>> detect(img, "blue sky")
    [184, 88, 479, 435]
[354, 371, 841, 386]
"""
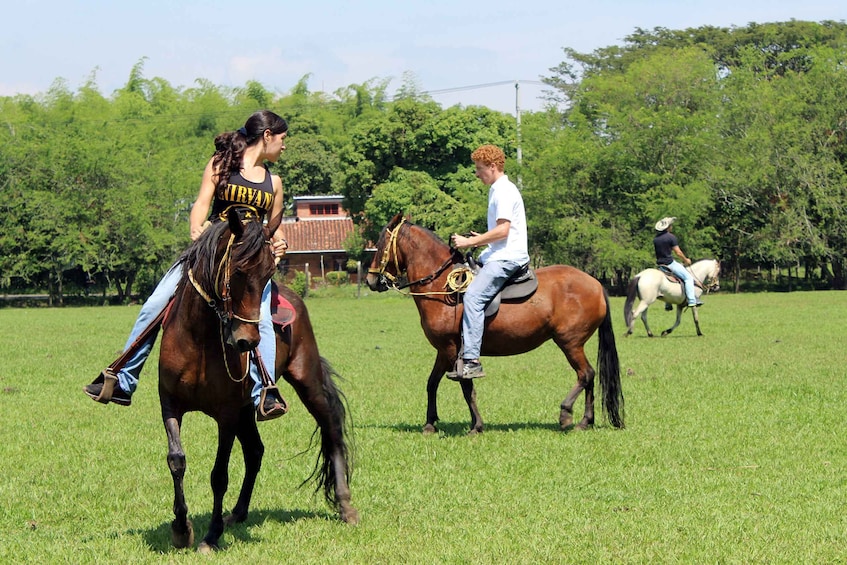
[2, 0, 843, 114]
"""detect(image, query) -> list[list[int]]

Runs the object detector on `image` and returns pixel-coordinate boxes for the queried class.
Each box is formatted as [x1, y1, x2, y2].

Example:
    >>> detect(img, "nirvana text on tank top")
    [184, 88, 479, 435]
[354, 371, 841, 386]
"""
[209, 166, 274, 220]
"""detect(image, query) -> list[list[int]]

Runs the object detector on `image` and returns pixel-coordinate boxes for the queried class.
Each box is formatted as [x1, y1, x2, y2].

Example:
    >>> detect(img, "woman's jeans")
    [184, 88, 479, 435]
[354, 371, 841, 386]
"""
[115, 263, 276, 407]
[461, 259, 522, 360]
[665, 260, 697, 305]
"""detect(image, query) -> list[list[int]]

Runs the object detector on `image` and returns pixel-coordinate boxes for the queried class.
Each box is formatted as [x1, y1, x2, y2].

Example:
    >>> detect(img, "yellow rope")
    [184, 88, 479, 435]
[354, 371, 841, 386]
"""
[446, 267, 473, 293]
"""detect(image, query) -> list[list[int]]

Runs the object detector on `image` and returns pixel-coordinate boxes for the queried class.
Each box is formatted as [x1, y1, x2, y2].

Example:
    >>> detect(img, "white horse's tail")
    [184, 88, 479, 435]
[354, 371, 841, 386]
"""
[623, 275, 640, 327]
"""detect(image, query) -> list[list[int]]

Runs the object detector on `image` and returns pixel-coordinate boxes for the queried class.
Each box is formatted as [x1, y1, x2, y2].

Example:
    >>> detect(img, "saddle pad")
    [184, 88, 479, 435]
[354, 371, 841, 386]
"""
[271, 282, 297, 328]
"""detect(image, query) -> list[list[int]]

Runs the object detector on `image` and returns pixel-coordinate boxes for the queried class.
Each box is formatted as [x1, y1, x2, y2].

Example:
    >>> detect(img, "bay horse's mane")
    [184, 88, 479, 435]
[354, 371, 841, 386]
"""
[176, 216, 268, 288]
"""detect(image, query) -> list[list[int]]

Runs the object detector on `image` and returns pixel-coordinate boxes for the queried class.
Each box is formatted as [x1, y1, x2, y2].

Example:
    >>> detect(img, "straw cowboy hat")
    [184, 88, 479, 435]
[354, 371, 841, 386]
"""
[654, 217, 676, 231]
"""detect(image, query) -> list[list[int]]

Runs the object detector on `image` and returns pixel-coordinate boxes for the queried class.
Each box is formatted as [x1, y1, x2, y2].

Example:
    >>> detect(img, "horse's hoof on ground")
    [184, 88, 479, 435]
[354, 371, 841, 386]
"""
[467, 427, 483, 436]
[223, 512, 246, 527]
[340, 506, 360, 525]
[171, 520, 194, 549]
[422, 423, 437, 435]
[559, 414, 573, 429]
[574, 421, 593, 431]
[197, 541, 218, 555]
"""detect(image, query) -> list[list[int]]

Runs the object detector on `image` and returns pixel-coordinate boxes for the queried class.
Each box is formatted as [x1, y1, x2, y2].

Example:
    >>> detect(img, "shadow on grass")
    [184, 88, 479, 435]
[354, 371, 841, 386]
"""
[131, 507, 333, 553]
[364, 420, 564, 436]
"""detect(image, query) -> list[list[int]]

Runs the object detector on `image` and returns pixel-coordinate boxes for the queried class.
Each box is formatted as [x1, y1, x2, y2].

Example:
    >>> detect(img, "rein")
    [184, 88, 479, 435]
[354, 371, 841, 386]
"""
[368, 220, 469, 296]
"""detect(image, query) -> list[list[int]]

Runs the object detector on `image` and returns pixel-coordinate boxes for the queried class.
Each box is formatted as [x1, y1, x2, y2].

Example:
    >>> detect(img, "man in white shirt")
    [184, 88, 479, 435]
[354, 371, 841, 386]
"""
[451, 145, 529, 379]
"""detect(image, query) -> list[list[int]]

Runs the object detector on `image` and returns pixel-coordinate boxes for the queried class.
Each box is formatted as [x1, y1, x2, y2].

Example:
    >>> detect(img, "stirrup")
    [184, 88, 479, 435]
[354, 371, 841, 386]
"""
[94, 368, 118, 404]
[257, 385, 288, 420]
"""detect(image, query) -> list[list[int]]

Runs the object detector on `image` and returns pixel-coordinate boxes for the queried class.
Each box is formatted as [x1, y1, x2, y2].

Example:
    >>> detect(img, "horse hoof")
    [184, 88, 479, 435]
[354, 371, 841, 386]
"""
[223, 512, 246, 527]
[171, 519, 194, 549]
[197, 541, 218, 554]
[340, 506, 360, 525]
[422, 424, 437, 435]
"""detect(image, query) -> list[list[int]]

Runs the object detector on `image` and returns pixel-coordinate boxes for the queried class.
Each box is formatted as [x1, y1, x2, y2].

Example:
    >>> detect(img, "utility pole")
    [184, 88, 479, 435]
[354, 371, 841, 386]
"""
[515, 80, 523, 189]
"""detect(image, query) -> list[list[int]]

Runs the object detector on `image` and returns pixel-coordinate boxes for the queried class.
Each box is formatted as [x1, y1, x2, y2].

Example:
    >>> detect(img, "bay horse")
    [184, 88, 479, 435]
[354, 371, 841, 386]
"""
[623, 259, 721, 337]
[158, 208, 357, 553]
[365, 213, 624, 435]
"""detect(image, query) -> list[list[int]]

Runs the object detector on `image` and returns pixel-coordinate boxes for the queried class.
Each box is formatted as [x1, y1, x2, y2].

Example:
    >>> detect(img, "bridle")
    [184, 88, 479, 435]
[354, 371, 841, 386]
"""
[367, 220, 461, 295]
[187, 207, 271, 381]
[688, 260, 721, 294]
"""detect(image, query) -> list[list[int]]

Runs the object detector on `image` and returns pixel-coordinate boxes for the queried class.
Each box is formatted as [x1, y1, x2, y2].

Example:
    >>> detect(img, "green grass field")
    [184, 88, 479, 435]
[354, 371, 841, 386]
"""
[0, 289, 845, 563]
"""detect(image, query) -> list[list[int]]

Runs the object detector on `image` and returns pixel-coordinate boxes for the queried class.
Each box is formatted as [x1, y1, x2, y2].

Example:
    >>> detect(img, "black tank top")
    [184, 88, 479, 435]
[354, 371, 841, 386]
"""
[209, 166, 274, 220]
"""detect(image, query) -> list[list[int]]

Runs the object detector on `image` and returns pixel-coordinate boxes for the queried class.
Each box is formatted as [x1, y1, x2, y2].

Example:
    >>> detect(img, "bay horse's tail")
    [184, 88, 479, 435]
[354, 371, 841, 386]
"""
[623, 276, 640, 328]
[303, 357, 354, 506]
[598, 291, 625, 428]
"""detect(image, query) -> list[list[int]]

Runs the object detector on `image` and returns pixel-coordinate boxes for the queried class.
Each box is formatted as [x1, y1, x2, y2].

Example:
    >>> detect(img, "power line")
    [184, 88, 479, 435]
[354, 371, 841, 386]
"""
[418, 80, 547, 97]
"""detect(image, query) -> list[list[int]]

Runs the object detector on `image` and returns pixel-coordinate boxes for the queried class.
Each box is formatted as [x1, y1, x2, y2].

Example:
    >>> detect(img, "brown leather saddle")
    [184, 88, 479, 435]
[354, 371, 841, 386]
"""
[657, 265, 705, 291]
[460, 259, 538, 318]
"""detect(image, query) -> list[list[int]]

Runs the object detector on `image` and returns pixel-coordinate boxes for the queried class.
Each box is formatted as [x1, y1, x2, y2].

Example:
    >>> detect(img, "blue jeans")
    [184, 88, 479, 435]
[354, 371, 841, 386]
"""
[665, 261, 697, 305]
[461, 259, 522, 360]
[115, 262, 276, 406]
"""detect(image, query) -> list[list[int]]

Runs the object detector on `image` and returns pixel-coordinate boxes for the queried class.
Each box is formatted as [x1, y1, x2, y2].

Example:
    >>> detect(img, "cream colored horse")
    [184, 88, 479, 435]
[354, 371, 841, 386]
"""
[624, 259, 720, 337]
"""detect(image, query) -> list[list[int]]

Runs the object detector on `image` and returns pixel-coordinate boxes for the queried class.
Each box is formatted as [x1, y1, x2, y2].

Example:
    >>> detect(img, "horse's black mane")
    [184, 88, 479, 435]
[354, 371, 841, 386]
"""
[177, 218, 268, 286]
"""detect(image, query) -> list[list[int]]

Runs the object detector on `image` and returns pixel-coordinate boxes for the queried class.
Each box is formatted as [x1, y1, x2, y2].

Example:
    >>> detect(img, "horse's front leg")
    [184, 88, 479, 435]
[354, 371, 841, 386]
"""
[423, 353, 452, 434]
[459, 379, 484, 434]
[225, 405, 264, 528]
[691, 305, 703, 336]
[197, 423, 237, 554]
[662, 305, 684, 337]
[164, 415, 194, 549]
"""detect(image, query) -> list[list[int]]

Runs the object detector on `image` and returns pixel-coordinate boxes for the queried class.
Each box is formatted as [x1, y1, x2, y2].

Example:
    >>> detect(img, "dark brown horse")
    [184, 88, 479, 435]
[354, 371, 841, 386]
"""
[366, 213, 624, 434]
[158, 209, 357, 553]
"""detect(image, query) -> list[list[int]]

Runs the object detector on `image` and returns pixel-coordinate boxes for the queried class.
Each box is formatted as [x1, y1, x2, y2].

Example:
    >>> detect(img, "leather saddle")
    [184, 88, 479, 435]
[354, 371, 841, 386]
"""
[462, 258, 538, 318]
[270, 280, 297, 328]
[657, 265, 705, 291]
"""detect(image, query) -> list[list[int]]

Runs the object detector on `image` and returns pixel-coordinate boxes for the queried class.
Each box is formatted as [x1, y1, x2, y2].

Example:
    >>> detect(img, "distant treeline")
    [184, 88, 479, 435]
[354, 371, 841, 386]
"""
[1, 19, 845, 304]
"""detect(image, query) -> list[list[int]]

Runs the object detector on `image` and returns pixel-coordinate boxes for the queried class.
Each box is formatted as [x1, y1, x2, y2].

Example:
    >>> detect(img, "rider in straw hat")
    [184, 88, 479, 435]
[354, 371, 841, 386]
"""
[653, 217, 702, 307]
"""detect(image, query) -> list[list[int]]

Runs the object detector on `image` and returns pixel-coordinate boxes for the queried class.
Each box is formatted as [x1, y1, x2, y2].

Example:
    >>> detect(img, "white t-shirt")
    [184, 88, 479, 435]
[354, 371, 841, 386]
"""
[480, 174, 530, 264]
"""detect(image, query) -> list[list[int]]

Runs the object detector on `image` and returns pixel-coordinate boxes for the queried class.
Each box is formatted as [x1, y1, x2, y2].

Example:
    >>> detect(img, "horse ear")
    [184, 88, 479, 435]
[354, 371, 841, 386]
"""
[266, 212, 283, 236]
[228, 211, 244, 237]
[389, 212, 405, 227]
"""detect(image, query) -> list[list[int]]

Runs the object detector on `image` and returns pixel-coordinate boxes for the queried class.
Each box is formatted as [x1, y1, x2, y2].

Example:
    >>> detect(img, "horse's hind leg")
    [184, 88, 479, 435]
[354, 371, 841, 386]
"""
[557, 342, 595, 431]
[628, 300, 654, 337]
[164, 415, 194, 549]
[226, 405, 264, 527]
[284, 356, 358, 525]
[661, 305, 684, 337]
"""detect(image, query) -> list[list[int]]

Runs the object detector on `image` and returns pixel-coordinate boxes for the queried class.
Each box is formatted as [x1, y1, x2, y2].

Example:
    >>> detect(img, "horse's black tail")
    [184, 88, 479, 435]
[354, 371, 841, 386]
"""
[623, 276, 640, 328]
[302, 357, 354, 507]
[598, 291, 625, 428]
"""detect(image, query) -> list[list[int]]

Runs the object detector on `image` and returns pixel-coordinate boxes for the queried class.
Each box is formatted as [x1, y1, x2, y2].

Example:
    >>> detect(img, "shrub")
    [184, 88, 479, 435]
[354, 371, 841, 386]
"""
[286, 271, 308, 297]
[325, 271, 349, 286]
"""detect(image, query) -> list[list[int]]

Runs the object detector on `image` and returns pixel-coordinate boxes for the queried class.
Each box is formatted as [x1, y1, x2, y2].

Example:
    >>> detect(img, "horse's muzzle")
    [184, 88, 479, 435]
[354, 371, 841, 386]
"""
[365, 273, 388, 292]
[227, 320, 261, 352]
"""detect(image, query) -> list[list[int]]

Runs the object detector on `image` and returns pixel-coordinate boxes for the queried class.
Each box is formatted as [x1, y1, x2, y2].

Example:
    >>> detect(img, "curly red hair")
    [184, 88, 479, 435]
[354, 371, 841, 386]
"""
[471, 144, 505, 172]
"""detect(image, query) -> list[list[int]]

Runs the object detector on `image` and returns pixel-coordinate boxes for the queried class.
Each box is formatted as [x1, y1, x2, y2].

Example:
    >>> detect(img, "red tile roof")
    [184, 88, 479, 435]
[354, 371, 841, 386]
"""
[282, 218, 355, 253]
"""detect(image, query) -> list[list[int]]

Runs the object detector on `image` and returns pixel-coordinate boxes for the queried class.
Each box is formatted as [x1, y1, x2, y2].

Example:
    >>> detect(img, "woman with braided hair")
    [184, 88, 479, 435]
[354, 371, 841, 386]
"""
[84, 110, 290, 421]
